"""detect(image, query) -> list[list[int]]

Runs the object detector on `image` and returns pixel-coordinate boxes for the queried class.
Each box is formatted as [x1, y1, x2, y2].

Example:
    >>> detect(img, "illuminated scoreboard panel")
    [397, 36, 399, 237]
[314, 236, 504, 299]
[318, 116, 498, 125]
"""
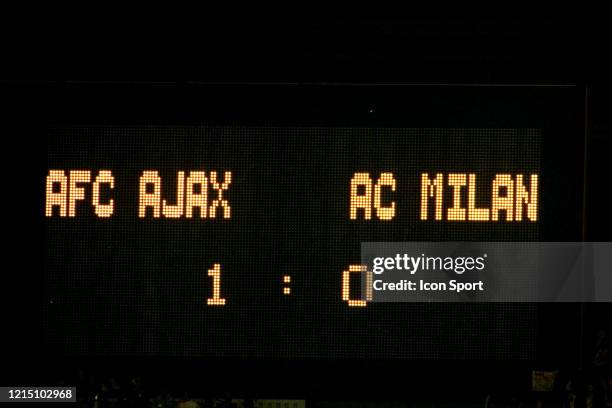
[43, 84, 584, 360]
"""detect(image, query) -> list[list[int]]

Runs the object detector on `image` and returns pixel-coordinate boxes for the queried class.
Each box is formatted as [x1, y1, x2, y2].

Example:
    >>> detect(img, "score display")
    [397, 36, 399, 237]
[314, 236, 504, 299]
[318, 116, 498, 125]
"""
[43, 84, 584, 360]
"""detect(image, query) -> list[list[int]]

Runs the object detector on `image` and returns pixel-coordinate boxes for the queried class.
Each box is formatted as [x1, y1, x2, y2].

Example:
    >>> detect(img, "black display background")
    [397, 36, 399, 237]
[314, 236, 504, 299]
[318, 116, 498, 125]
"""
[0, 82, 588, 400]
[42, 84, 584, 362]
[5, 12, 611, 399]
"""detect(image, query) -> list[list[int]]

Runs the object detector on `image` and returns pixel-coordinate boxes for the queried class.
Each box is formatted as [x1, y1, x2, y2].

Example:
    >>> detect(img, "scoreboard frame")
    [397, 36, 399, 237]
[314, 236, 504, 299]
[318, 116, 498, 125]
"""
[39, 82, 588, 398]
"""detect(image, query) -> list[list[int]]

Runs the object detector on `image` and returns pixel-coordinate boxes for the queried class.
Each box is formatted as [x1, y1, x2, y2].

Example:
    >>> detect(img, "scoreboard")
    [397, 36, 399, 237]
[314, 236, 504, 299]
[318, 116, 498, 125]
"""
[44, 83, 585, 360]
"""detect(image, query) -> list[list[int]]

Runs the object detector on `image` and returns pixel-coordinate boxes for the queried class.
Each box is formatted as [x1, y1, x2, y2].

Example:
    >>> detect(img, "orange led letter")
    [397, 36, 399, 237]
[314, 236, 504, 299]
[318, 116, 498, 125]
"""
[162, 171, 185, 218]
[185, 171, 208, 218]
[492, 174, 514, 221]
[467, 174, 490, 221]
[350, 173, 372, 220]
[68, 170, 91, 217]
[209, 171, 231, 219]
[92, 170, 114, 218]
[374, 172, 396, 220]
[447, 173, 467, 221]
[420, 173, 443, 220]
[515, 174, 538, 221]
[139, 170, 162, 218]
[45, 170, 68, 217]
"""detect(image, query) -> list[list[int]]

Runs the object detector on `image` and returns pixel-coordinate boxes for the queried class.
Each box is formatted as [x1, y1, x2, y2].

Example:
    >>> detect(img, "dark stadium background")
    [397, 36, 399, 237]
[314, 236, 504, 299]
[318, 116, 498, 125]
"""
[3, 15, 611, 403]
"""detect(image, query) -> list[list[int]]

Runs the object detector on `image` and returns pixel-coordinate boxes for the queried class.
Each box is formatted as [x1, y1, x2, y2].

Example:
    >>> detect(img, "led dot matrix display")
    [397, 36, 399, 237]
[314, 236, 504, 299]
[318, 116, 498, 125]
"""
[44, 84, 585, 361]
